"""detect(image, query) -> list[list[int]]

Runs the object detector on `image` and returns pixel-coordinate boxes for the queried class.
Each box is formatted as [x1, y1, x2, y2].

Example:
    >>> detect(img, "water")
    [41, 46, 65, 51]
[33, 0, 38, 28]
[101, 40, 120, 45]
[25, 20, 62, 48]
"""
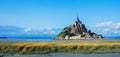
[0, 37, 120, 42]
[1, 53, 120, 57]
[0, 37, 51, 42]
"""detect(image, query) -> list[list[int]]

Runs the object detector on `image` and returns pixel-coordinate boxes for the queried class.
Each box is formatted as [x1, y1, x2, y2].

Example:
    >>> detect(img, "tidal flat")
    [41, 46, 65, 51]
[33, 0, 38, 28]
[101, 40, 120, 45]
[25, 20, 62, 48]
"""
[0, 53, 120, 57]
[0, 39, 120, 55]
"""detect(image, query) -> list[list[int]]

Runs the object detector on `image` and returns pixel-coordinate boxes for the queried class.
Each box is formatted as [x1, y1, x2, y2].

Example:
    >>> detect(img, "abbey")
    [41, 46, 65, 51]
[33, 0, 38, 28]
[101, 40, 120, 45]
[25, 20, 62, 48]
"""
[54, 16, 103, 40]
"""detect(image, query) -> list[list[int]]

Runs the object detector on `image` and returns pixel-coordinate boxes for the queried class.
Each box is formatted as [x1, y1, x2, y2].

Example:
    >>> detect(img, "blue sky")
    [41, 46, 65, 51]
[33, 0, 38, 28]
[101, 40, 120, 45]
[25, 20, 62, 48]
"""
[0, 0, 120, 37]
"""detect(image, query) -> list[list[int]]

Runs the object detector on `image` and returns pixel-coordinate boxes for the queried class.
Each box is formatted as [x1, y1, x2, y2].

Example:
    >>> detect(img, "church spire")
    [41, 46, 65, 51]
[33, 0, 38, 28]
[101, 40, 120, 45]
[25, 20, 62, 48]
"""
[76, 16, 82, 23]
[77, 16, 79, 21]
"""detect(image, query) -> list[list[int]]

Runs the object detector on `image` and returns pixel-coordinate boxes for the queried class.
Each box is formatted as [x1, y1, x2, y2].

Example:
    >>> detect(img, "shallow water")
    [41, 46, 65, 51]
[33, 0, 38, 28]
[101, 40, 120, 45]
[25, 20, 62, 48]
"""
[1, 53, 120, 57]
[0, 38, 119, 42]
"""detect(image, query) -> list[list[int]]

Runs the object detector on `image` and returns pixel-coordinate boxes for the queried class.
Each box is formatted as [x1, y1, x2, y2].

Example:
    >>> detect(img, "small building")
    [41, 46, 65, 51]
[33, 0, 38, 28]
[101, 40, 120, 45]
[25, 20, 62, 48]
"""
[65, 35, 70, 40]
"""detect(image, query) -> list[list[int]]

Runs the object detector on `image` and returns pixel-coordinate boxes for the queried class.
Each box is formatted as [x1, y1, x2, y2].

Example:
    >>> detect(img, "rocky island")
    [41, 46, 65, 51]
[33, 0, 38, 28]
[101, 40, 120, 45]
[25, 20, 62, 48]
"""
[54, 16, 103, 40]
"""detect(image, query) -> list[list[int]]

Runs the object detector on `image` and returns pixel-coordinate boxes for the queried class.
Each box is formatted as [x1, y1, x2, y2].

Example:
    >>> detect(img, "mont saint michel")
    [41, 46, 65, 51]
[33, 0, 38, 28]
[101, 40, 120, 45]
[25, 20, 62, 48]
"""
[54, 16, 104, 40]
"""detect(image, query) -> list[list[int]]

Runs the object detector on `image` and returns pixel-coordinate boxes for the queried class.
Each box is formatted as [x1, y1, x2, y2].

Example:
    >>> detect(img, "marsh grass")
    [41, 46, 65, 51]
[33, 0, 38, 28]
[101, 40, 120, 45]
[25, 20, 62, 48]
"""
[0, 39, 120, 55]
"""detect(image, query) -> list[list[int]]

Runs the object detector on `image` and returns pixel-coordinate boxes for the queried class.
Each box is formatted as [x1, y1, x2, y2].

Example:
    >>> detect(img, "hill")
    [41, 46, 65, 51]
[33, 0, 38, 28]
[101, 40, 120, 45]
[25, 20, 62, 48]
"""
[54, 16, 103, 40]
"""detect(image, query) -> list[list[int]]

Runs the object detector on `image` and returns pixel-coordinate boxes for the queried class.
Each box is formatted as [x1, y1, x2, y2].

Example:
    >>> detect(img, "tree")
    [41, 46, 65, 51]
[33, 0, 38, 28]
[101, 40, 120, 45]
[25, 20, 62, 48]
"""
[88, 30, 91, 33]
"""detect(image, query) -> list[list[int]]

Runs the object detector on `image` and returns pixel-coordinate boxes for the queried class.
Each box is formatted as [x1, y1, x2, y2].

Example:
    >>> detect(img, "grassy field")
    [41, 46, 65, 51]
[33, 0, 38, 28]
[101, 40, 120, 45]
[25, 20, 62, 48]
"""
[0, 39, 120, 55]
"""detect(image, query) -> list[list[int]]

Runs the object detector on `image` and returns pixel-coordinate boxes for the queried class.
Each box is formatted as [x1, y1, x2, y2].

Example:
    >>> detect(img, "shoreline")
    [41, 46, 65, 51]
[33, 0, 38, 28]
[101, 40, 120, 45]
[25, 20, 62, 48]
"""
[1, 38, 120, 41]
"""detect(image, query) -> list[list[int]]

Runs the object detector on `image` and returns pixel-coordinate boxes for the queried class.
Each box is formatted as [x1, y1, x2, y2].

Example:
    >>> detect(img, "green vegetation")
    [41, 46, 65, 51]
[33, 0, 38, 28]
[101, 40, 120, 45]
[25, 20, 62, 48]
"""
[0, 39, 120, 55]
[57, 27, 71, 38]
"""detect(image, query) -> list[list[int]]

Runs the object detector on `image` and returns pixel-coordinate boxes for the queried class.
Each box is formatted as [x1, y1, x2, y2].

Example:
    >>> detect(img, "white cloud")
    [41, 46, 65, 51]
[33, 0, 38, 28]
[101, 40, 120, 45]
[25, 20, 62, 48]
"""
[94, 21, 120, 37]
[102, 28, 110, 32]
[0, 26, 61, 36]
[41, 28, 62, 35]
[24, 28, 31, 33]
[95, 21, 112, 27]
[95, 21, 120, 29]
[113, 23, 120, 29]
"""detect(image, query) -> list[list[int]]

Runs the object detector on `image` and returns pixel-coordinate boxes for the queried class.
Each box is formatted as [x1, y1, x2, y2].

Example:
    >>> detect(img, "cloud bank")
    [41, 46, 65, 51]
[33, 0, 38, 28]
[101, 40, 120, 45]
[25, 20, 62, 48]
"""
[0, 21, 120, 37]
[0, 26, 61, 37]
[95, 21, 120, 37]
